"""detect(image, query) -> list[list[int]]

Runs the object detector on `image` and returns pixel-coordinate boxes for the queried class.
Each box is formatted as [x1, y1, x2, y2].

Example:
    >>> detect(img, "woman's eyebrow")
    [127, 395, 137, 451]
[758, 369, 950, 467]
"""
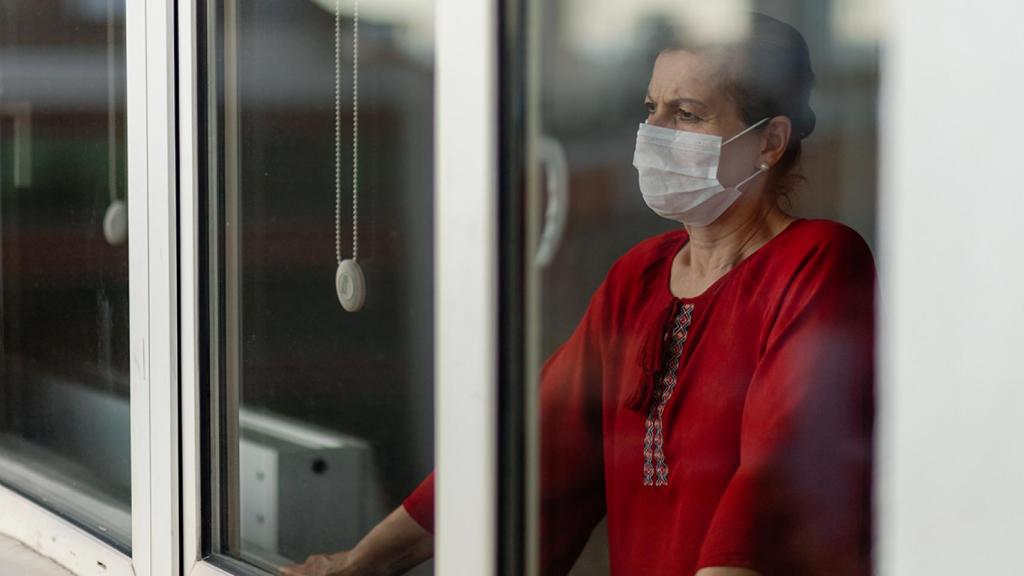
[666, 98, 709, 111]
[644, 93, 709, 110]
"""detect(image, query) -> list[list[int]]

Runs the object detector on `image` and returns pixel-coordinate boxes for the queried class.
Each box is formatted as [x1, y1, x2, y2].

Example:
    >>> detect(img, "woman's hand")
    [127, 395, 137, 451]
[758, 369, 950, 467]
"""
[279, 505, 432, 576]
[694, 568, 760, 576]
[280, 551, 354, 576]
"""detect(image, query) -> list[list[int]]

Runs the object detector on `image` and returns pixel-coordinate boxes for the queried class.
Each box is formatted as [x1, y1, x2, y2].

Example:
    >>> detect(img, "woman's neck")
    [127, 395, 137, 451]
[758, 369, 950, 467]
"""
[681, 199, 793, 279]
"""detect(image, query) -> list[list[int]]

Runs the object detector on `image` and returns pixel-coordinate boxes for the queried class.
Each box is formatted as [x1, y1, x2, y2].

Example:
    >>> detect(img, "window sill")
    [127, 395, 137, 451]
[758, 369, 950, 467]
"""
[0, 484, 133, 576]
[0, 533, 74, 576]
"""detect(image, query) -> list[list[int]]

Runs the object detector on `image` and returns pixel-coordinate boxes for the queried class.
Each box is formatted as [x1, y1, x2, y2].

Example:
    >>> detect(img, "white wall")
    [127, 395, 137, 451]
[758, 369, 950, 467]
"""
[878, 1, 1024, 574]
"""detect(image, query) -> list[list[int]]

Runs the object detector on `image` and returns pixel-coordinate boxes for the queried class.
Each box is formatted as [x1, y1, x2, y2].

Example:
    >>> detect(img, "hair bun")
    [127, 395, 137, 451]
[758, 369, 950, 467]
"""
[748, 13, 816, 140]
[796, 103, 816, 139]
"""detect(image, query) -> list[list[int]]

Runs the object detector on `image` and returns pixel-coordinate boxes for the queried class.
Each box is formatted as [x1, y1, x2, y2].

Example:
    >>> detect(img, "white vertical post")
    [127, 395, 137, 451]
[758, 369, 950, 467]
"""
[127, 0, 180, 574]
[178, 0, 202, 569]
[125, 0, 151, 569]
[435, 0, 498, 573]
[878, 2, 1024, 575]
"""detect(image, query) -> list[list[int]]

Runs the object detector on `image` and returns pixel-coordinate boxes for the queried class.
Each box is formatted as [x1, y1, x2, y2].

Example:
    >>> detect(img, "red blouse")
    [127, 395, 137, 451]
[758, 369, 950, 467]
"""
[404, 219, 875, 576]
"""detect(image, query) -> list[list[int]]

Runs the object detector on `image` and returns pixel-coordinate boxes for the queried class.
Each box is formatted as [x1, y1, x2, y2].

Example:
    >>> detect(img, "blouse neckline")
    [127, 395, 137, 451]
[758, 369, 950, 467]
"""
[664, 218, 806, 303]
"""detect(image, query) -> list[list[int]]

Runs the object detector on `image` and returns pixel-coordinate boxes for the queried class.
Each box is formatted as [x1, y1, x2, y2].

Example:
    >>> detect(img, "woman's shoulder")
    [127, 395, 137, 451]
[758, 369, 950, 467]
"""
[780, 219, 875, 266]
[759, 219, 876, 297]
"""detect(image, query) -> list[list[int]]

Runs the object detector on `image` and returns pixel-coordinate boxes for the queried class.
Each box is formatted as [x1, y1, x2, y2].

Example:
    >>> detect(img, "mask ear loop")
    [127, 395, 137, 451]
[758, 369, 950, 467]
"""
[335, 0, 366, 312]
[722, 116, 771, 146]
[722, 118, 772, 192]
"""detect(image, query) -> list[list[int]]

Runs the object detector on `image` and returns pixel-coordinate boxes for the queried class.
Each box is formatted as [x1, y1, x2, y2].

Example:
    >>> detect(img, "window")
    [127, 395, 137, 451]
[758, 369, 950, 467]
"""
[1, 0, 1023, 575]
[197, 0, 435, 571]
[0, 0, 131, 548]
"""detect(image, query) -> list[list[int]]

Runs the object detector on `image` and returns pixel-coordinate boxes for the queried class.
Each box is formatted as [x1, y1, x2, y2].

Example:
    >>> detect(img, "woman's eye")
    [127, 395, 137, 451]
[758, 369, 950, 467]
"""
[645, 102, 656, 114]
[676, 109, 699, 121]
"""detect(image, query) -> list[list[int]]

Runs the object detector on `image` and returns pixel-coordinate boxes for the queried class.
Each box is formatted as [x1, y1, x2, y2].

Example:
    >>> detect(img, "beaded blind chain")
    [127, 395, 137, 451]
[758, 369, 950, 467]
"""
[335, 0, 366, 312]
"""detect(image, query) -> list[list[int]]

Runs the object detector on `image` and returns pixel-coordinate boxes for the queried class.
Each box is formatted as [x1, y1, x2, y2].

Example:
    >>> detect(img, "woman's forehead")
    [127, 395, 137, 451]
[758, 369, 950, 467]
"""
[647, 50, 727, 105]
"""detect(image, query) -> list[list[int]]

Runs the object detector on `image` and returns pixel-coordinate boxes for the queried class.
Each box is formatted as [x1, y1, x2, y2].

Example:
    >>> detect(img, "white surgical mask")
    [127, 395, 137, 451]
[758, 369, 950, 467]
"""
[632, 118, 770, 227]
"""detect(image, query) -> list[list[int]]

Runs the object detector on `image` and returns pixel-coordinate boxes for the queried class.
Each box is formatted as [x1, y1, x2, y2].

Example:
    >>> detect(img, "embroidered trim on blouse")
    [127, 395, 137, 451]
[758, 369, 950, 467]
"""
[642, 303, 694, 487]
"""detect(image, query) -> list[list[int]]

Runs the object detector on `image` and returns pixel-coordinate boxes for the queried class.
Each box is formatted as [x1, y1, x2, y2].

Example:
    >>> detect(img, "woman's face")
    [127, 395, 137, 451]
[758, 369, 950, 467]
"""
[644, 49, 765, 188]
[645, 49, 743, 134]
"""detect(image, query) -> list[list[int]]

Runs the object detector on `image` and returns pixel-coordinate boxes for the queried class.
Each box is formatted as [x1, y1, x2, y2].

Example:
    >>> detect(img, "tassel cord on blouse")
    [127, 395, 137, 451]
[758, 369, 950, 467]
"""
[627, 298, 683, 412]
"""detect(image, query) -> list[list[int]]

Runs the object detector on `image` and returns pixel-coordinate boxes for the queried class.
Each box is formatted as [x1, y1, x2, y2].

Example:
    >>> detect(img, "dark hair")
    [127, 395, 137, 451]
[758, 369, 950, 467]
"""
[674, 13, 817, 198]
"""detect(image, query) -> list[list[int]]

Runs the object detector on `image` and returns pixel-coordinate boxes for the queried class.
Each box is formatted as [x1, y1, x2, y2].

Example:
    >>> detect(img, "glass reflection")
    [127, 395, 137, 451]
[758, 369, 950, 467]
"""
[0, 0, 130, 547]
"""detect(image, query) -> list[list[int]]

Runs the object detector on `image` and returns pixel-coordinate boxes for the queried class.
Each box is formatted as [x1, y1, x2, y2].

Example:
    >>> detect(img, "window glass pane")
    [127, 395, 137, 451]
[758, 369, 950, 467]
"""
[526, 2, 878, 574]
[0, 0, 130, 548]
[202, 0, 434, 572]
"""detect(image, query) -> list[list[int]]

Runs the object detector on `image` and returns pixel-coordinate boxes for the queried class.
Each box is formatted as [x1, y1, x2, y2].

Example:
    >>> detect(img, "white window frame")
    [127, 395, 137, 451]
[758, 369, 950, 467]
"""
[128, 0, 181, 573]
[433, 0, 499, 572]
[177, 0, 228, 571]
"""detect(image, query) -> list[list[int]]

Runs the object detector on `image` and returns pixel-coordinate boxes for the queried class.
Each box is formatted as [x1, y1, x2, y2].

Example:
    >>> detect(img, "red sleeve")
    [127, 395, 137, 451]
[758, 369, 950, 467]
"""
[399, 279, 610, 566]
[539, 279, 609, 574]
[696, 229, 875, 576]
[402, 472, 435, 533]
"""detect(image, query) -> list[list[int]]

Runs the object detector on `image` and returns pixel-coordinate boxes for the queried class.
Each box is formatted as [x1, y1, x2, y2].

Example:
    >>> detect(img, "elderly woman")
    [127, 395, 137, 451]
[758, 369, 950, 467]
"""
[286, 12, 874, 576]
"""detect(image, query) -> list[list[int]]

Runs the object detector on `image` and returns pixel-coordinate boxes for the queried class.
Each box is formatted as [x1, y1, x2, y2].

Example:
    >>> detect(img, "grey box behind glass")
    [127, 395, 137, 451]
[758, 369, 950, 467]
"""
[239, 409, 386, 563]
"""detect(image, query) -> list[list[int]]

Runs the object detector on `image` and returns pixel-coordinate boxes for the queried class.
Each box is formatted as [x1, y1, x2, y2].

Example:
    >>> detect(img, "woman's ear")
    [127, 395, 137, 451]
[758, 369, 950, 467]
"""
[760, 116, 792, 167]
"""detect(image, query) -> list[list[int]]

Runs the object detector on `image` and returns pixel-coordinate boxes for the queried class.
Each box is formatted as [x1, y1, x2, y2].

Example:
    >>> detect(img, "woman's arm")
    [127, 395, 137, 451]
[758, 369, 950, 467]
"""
[284, 269, 616, 576]
[280, 505, 433, 576]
